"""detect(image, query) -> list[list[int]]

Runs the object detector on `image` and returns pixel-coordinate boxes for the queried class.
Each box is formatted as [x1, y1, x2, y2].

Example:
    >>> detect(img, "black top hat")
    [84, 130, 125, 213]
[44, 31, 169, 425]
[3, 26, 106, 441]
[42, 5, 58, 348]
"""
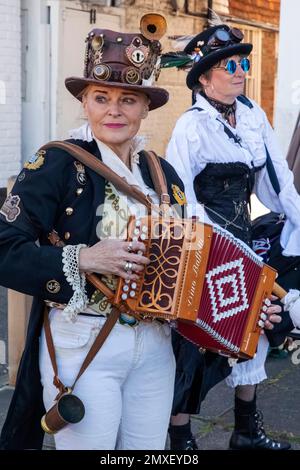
[65, 14, 169, 111]
[184, 24, 253, 90]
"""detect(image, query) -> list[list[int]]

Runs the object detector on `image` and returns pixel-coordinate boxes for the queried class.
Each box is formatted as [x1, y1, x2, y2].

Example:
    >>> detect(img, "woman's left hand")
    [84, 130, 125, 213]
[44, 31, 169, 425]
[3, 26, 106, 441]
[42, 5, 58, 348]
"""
[259, 295, 282, 334]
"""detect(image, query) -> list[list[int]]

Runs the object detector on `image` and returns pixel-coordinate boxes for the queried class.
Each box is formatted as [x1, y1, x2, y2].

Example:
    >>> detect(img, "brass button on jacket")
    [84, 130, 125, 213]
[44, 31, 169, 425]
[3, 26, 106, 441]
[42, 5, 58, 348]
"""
[66, 207, 74, 216]
[46, 280, 61, 294]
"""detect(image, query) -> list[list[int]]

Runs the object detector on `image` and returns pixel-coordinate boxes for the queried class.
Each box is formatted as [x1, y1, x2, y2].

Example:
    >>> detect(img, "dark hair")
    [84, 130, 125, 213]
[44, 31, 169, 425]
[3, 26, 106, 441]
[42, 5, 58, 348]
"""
[192, 67, 214, 93]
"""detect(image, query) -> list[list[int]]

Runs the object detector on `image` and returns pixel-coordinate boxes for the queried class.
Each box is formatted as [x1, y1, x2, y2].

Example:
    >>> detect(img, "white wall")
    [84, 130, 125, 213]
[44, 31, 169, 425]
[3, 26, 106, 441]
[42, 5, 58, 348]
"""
[21, 0, 124, 161]
[274, 0, 300, 156]
[21, 0, 57, 163]
[0, 0, 21, 188]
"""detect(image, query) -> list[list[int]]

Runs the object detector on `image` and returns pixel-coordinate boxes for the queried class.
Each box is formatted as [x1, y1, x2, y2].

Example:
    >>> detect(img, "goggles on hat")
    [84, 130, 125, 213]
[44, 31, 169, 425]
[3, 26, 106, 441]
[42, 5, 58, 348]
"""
[205, 27, 244, 51]
[213, 57, 250, 74]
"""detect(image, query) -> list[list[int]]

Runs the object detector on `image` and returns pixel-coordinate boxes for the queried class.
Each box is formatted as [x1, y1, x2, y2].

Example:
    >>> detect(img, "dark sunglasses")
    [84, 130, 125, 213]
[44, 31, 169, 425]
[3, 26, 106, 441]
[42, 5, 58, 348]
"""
[213, 57, 250, 74]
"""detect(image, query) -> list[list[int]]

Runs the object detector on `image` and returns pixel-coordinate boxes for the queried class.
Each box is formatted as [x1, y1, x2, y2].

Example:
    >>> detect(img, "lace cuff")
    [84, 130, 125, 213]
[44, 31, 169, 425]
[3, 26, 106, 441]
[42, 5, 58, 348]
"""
[62, 244, 88, 322]
[283, 289, 300, 328]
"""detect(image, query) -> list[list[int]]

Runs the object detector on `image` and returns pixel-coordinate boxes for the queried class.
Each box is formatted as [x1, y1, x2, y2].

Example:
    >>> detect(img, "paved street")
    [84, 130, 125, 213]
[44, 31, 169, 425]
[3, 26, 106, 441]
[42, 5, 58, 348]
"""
[191, 350, 300, 450]
[0, 346, 299, 450]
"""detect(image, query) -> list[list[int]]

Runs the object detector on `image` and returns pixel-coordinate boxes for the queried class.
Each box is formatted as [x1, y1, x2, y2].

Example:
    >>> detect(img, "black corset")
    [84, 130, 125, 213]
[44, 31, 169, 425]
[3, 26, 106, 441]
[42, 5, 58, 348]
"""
[194, 162, 257, 244]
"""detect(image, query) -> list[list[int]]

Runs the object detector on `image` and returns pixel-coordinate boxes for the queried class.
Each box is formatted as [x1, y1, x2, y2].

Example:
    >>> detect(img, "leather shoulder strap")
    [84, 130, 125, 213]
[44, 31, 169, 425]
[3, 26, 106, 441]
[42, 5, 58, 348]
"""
[141, 150, 170, 210]
[41, 141, 152, 211]
[237, 94, 253, 109]
[44, 306, 120, 395]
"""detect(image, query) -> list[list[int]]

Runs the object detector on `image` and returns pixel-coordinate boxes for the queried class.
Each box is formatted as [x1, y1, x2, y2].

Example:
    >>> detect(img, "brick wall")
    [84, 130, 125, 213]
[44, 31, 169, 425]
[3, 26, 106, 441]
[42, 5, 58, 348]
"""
[0, 0, 21, 188]
[125, 0, 207, 155]
[261, 30, 277, 123]
[229, 0, 280, 25]
[124, 0, 279, 152]
[229, 0, 280, 124]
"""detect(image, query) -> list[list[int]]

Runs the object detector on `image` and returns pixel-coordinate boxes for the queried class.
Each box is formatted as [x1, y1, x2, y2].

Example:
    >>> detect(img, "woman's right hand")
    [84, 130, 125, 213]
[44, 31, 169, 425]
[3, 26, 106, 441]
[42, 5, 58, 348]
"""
[79, 239, 150, 280]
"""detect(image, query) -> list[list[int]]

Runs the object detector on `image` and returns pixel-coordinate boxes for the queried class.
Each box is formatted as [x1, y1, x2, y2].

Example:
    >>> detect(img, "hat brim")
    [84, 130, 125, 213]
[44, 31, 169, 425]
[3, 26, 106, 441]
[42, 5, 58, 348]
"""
[65, 77, 169, 111]
[186, 43, 253, 90]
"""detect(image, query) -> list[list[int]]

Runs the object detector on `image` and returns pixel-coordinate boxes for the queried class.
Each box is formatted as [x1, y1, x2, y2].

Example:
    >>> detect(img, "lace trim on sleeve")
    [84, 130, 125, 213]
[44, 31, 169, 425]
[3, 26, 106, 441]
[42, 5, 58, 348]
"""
[62, 244, 88, 322]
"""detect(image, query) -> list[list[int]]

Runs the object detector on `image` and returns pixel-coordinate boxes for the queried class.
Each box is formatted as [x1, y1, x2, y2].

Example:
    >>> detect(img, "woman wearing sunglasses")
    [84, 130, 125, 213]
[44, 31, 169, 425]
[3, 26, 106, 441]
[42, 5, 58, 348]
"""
[166, 24, 300, 450]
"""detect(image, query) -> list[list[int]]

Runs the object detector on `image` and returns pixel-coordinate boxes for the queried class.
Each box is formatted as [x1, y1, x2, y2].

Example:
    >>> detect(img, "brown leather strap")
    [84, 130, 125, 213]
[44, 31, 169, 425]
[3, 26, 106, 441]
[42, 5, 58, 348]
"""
[41, 141, 153, 211]
[142, 150, 170, 212]
[43, 306, 120, 394]
[43, 308, 65, 394]
[71, 307, 120, 389]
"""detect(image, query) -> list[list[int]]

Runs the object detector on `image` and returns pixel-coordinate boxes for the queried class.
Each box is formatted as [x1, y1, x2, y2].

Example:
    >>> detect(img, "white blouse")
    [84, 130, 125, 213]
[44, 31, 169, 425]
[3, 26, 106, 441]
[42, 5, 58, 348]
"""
[166, 93, 300, 257]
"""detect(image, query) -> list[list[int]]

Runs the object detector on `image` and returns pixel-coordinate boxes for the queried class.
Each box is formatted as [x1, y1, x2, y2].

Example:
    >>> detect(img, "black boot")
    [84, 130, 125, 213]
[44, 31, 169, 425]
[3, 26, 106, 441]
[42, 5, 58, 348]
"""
[169, 422, 198, 450]
[229, 396, 291, 450]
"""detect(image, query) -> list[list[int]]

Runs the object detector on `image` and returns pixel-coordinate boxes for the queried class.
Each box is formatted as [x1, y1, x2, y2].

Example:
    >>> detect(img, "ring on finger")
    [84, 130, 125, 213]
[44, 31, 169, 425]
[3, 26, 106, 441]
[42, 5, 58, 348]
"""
[124, 261, 133, 272]
[127, 242, 133, 253]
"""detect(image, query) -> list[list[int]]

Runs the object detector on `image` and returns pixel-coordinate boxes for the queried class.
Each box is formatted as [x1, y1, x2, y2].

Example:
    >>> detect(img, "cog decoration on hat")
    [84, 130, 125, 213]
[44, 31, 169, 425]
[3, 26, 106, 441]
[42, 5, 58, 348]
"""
[81, 13, 168, 87]
[122, 67, 141, 85]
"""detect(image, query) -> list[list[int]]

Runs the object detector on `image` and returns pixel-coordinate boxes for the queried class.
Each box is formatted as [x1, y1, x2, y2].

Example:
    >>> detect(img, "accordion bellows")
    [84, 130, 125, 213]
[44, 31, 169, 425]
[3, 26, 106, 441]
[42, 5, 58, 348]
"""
[115, 216, 277, 359]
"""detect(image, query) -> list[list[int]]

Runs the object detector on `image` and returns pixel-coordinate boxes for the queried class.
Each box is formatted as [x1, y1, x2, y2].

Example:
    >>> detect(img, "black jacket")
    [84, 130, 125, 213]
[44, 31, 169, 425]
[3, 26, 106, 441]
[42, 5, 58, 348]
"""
[0, 139, 186, 449]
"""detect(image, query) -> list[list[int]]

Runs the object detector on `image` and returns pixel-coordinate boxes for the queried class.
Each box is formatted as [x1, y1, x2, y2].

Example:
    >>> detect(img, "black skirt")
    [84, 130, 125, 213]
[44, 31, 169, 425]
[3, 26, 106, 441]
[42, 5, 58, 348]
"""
[172, 161, 254, 415]
[171, 330, 231, 415]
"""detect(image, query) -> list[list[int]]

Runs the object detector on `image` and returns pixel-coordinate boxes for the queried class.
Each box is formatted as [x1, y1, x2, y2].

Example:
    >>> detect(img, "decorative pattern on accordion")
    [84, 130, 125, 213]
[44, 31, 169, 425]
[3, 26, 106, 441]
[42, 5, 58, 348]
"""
[114, 216, 277, 359]
[139, 218, 184, 312]
[177, 225, 277, 359]
[114, 216, 211, 320]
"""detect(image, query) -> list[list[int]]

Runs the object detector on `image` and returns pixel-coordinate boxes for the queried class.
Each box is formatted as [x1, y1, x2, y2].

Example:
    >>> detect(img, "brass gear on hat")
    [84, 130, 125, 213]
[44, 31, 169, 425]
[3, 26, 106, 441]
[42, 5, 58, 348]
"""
[122, 67, 141, 85]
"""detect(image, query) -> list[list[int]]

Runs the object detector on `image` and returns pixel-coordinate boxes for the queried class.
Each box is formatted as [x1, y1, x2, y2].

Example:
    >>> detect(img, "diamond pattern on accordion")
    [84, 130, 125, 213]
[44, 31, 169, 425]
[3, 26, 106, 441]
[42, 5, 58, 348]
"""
[205, 257, 249, 323]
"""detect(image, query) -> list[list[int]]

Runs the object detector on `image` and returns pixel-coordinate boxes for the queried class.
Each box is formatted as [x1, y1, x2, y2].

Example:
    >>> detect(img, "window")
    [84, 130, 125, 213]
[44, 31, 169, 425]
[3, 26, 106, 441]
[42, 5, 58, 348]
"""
[231, 24, 262, 105]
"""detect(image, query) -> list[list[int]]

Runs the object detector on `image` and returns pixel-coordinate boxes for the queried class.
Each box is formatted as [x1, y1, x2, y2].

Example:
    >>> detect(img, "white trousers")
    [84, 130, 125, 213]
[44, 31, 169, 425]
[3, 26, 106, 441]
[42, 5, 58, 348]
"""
[39, 309, 176, 450]
[226, 334, 269, 388]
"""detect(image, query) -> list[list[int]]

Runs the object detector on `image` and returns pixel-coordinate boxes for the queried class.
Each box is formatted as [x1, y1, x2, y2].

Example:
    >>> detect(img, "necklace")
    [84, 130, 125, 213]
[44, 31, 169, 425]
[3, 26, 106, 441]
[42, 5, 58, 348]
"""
[201, 91, 237, 128]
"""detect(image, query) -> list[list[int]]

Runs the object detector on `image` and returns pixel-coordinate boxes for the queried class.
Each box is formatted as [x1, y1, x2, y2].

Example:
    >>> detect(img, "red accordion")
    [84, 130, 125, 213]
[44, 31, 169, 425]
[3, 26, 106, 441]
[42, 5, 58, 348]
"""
[115, 216, 277, 359]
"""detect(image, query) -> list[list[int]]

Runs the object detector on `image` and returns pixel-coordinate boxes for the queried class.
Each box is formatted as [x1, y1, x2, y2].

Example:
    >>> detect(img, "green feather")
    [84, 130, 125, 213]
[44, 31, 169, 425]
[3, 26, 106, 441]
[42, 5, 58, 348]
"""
[160, 52, 193, 69]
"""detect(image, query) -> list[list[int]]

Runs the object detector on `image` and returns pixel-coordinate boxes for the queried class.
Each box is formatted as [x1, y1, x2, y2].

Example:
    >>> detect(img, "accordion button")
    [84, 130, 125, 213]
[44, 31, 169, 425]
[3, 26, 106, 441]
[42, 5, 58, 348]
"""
[135, 220, 141, 227]
[133, 236, 138, 241]
[142, 226, 148, 233]
[260, 313, 267, 321]
[131, 282, 137, 289]
[123, 285, 129, 292]
[121, 293, 128, 300]
[140, 233, 147, 240]
[258, 320, 264, 328]
[134, 228, 140, 235]
[129, 291, 136, 298]
[125, 279, 130, 284]
[137, 250, 143, 255]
